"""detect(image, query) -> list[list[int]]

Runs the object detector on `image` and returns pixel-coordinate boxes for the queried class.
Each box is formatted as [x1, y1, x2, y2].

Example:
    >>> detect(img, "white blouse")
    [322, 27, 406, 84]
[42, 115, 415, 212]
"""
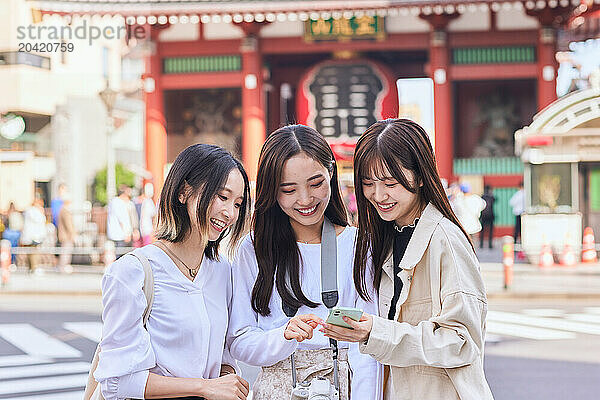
[228, 226, 382, 399]
[94, 244, 236, 400]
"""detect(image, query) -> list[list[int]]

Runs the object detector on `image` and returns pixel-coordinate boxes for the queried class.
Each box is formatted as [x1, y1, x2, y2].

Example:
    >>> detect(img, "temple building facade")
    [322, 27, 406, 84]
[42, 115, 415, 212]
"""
[31, 0, 600, 235]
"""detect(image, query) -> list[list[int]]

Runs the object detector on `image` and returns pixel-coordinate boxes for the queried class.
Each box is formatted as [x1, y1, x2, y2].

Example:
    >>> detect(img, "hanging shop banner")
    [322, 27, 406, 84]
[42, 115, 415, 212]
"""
[304, 16, 385, 42]
[396, 78, 435, 149]
[297, 59, 398, 150]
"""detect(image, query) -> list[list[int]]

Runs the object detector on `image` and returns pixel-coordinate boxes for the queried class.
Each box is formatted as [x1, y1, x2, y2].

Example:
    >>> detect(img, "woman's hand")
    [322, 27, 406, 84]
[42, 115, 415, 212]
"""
[319, 314, 373, 343]
[284, 313, 322, 342]
[199, 374, 250, 400]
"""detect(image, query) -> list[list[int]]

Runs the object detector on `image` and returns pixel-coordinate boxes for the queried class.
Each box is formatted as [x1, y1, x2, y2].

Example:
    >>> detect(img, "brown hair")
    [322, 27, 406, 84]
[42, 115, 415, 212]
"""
[251, 124, 348, 316]
[156, 144, 250, 260]
[353, 119, 472, 301]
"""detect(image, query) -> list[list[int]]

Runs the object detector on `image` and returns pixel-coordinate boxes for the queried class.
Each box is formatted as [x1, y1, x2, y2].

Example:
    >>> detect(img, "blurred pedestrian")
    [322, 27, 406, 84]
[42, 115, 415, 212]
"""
[480, 185, 496, 249]
[135, 183, 157, 247]
[453, 183, 486, 238]
[51, 183, 67, 229]
[510, 182, 525, 243]
[2, 202, 23, 265]
[21, 198, 47, 273]
[58, 196, 76, 273]
[107, 185, 133, 255]
[342, 184, 358, 225]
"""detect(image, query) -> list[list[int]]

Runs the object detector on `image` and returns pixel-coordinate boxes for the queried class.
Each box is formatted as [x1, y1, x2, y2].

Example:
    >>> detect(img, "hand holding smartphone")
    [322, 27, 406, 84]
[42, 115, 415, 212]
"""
[325, 306, 363, 329]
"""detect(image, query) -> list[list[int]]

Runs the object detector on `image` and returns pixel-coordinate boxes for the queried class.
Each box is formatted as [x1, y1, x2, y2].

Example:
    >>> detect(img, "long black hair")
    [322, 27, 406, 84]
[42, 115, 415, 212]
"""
[353, 119, 472, 301]
[156, 143, 251, 260]
[251, 125, 348, 316]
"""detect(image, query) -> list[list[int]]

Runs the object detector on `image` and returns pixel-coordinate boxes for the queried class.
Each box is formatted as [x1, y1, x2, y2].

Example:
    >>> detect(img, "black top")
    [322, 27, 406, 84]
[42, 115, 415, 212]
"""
[387, 219, 418, 320]
[481, 193, 495, 220]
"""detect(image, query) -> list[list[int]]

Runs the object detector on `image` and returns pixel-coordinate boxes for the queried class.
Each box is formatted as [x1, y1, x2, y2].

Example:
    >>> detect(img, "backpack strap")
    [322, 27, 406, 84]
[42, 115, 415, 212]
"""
[129, 250, 155, 326]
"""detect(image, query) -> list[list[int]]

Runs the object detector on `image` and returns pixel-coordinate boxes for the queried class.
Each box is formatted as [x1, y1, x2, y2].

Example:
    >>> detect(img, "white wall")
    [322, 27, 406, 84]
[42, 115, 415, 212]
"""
[1, 1, 126, 115]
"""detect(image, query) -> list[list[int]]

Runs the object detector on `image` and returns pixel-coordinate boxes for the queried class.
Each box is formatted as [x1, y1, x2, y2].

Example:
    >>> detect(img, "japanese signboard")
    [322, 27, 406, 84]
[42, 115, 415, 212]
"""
[297, 60, 398, 140]
[305, 16, 385, 42]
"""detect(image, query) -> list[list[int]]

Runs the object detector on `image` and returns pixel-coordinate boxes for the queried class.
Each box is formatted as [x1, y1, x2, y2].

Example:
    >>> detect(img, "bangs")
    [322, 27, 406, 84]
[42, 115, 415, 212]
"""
[357, 136, 416, 192]
[362, 153, 391, 181]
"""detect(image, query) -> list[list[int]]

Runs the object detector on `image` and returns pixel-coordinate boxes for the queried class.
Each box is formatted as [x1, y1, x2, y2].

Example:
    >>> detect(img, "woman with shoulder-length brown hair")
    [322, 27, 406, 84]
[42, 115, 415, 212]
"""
[227, 124, 381, 400]
[321, 119, 494, 400]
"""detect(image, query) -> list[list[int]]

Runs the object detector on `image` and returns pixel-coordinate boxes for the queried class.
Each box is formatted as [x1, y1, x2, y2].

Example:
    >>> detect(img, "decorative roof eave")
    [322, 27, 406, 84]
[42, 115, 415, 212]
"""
[30, 0, 588, 24]
[515, 87, 600, 154]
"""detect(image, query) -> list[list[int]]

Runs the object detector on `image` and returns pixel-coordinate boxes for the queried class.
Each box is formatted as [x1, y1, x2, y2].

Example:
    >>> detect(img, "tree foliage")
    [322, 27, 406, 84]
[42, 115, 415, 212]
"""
[93, 163, 136, 205]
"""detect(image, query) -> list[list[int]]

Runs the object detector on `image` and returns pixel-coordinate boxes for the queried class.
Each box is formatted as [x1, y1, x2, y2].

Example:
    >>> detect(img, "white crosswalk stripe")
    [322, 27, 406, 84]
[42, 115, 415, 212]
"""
[0, 361, 91, 380]
[0, 324, 81, 358]
[0, 323, 94, 399]
[4, 391, 83, 400]
[487, 320, 576, 340]
[486, 308, 600, 341]
[0, 355, 50, 367]
[566, 313, 600, 324]
[63, 322, 103, 343]
[0, 373, 89, 395]
[488, 310, 600, 335]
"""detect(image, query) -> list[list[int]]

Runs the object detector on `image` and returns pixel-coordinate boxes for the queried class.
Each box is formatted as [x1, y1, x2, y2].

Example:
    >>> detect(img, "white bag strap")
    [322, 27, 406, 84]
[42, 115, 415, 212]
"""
[131, 250, 155, 326]
[83, 250, 154, 400]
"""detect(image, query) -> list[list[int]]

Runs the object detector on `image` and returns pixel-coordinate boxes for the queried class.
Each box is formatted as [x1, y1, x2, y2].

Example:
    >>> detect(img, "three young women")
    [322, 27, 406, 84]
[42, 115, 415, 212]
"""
[227, 125, 381, 399]
[95, 144, 251, 400]
[321, 119, 494, 399]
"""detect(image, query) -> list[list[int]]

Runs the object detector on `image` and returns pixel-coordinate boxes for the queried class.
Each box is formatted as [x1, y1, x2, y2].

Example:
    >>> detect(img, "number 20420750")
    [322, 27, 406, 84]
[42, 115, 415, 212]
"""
[18, 42, 74, 52]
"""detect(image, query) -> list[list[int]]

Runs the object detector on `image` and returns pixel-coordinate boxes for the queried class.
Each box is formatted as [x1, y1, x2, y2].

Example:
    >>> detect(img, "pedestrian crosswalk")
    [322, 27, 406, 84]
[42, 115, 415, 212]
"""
[0, 308, 599, 398]
[486, 307, 600, 341]
[0, 322, 97, 399]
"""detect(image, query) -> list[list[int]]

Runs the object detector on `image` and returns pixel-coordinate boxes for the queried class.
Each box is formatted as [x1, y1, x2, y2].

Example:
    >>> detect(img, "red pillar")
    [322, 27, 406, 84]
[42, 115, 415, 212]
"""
[429, 29, 454, 182]
[239, 27, 266, 182]
[537, 27, 558, 110]
[144, 26, 167, 202]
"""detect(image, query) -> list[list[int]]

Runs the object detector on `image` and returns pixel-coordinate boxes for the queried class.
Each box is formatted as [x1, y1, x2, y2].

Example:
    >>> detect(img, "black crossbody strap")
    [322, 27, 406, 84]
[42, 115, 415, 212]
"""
[320, 217, 338, 309]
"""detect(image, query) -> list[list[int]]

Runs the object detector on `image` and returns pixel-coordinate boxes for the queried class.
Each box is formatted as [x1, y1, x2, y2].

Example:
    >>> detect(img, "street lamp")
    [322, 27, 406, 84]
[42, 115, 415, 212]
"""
[99, 84, 119, 202]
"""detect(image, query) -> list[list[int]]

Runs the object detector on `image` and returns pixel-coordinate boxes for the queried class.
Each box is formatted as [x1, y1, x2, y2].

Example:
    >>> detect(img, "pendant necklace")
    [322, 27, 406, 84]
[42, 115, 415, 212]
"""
[157, 242, 201, 279]
[299, 232, 322, 244]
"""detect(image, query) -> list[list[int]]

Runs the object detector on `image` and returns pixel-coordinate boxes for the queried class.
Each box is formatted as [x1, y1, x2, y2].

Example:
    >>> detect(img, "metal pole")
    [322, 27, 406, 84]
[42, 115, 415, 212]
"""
[106, 116, 116, 201]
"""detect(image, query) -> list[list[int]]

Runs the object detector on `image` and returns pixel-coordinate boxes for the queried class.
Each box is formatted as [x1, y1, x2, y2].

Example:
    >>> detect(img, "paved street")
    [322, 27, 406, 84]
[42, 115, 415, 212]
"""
[0, 295, 599, 399]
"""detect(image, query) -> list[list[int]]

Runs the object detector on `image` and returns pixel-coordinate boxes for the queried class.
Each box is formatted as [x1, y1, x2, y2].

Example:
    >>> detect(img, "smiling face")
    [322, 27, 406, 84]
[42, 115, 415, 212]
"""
[361, 162, 422, 226]
[187, 168, 245, 242]
[277, 152, 332, 229]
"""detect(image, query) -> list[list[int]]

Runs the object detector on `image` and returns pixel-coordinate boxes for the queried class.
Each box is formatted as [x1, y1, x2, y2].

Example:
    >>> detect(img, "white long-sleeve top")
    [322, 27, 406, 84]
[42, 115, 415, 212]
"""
[94, 244, 236, 400]
[228, 226, 382, 399]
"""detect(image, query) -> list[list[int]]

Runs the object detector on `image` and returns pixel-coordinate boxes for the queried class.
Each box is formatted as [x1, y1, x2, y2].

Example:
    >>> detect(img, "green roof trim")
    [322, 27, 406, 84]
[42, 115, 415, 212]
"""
[453, 46, 536, 65]
[163, 55, 241, 74]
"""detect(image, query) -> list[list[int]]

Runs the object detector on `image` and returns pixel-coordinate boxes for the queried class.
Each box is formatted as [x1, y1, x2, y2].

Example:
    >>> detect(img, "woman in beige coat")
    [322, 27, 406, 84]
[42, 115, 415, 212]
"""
[321, 119, 494, 400]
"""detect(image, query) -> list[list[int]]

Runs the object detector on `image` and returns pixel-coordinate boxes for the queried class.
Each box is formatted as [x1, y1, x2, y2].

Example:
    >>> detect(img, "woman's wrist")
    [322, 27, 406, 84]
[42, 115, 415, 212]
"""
[193, 378, 208, 397]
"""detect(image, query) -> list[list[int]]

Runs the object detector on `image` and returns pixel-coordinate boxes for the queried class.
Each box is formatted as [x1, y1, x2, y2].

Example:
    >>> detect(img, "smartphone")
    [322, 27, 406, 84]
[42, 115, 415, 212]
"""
[325, 307, 363, 329]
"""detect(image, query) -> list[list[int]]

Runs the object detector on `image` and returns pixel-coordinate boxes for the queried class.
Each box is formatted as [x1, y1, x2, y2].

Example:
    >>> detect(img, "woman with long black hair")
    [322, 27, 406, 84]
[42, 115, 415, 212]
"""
[321, 119, 494, 400]
[228, 125, 380, 400]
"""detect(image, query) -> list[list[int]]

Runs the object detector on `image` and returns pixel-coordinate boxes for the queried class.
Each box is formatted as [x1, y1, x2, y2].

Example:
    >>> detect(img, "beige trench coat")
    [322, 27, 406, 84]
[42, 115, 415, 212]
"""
[359, 203, 494, 400]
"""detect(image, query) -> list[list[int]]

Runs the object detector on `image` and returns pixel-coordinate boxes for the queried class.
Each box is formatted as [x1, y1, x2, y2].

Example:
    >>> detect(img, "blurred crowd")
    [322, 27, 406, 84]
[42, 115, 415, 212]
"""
[0, 179, 525, 271]
[0, 183, 157, 273]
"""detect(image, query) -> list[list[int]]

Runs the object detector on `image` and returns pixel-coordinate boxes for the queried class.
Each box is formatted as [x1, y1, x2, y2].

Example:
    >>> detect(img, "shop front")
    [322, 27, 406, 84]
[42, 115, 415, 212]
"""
[515, 87, 600, 262]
